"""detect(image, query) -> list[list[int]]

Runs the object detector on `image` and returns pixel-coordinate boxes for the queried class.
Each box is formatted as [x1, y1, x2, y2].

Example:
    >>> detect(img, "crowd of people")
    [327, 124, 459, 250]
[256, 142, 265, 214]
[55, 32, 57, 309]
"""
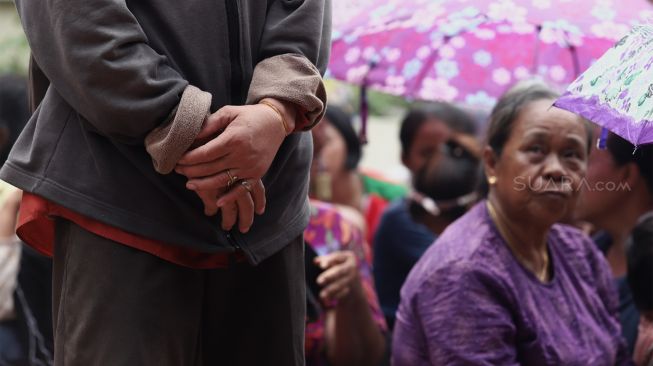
[2, 68, 652, 365]
[0, 0, 652, 365]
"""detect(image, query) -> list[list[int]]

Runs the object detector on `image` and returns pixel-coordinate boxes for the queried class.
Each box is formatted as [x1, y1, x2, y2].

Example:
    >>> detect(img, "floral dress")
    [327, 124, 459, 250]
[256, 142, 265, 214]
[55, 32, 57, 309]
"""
[303, 200, 387, 365]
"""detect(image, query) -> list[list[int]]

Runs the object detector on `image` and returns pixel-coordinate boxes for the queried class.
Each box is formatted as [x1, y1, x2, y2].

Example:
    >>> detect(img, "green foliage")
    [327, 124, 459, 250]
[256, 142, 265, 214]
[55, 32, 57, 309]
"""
[365, 89, 410, 115]
[325, 79, 409, 116]
[0, 5, 29, 76]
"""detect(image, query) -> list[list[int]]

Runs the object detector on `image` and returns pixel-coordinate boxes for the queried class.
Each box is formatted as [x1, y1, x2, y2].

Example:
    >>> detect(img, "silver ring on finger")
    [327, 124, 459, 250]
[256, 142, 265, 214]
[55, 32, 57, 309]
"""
[240, 180, 252, 193]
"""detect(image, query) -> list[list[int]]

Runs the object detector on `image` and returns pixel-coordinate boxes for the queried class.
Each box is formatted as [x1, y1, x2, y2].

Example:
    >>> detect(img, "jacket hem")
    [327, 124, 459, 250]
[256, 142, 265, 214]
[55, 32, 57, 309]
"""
[0, 162, 308, 264]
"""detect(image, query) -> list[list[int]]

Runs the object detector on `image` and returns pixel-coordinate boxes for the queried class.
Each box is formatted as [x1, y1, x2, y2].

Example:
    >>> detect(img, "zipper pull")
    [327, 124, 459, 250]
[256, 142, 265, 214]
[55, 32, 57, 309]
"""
[225, 231, 241, 250]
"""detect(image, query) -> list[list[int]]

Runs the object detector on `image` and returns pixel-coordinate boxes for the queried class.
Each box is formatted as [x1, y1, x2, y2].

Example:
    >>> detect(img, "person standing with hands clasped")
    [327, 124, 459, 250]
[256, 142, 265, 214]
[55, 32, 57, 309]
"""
[1, 0, 330, 365]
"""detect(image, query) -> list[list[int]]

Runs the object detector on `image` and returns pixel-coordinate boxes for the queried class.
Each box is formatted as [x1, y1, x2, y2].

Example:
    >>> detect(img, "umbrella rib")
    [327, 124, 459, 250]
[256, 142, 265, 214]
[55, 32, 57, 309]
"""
[407, 14, 493, 100]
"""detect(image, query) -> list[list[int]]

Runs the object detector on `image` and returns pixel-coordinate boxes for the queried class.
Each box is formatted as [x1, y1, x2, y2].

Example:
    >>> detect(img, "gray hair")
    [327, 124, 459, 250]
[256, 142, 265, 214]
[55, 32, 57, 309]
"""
[485, 81, 561, 157]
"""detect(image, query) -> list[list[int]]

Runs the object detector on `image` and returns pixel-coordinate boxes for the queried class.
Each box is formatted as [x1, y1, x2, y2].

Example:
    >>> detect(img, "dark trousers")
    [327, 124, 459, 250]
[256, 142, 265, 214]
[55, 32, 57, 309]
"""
[53, 219, 305, 366]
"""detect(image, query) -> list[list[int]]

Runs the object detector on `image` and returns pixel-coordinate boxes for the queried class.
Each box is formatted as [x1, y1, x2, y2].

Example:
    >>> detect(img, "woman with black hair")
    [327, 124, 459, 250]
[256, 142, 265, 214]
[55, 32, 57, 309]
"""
[307, 105, 390, 366]
[574, 130, 653, 354]
[310, 105, 407, 246]
[373, 103, 478, 330]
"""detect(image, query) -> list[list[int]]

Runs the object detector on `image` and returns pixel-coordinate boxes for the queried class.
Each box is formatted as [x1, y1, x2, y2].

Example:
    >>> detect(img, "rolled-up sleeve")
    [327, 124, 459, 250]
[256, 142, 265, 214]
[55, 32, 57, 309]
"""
[247, 0, 331, 130]
[15, 0, 204, 144]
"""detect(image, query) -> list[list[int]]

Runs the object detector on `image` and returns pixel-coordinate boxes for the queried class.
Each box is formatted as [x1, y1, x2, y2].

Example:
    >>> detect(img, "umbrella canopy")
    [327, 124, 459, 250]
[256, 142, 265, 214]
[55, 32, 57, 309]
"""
[329, 0, 653, 109]
[555, 23, 653, 146]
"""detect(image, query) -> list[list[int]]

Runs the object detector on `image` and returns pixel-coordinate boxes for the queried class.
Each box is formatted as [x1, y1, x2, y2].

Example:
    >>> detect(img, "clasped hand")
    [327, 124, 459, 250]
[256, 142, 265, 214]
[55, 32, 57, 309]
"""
[175, 99, 290, 233]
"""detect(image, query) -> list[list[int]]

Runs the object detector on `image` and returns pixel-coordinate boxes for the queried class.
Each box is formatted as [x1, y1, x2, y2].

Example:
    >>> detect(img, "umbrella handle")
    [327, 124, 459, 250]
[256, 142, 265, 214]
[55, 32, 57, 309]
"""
[597, 127, 609, 150]
[568, 45, 581, 78]
[360, 83, 368, 144]
[359, 60, 377, 145]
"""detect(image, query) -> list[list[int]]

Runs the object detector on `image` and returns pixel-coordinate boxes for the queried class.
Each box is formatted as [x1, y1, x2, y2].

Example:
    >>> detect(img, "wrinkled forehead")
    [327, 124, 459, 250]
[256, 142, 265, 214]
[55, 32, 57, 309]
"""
[514, 101, 588, 144]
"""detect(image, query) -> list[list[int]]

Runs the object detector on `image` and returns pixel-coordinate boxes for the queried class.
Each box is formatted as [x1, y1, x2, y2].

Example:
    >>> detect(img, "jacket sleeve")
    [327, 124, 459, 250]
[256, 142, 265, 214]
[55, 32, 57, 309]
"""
[246, 0, 332, 130]
[14, 0, 209, 145]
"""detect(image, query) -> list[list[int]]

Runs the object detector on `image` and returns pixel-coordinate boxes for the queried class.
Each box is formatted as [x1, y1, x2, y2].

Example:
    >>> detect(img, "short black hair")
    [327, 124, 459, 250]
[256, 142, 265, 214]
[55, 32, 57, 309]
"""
[324, 105, 361, 171]
[0, 74, 29, 165]
[400, 102, 477, 158]
[606, 133, 653, 195]
[627, 215, 653, 312]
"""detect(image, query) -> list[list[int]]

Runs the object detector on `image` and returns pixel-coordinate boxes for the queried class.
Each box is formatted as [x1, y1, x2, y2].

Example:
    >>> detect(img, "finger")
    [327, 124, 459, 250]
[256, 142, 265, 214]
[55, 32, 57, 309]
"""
[317, 261, 356, 287]
[220, 202, 238, 231]
[185, 171, 235, 191]
[320, 276, 352, 302]
[195, 105, 240, 141]
[315, 252, 348, 270]
[251, 180, 266, 215]
[236, 189, 255, 233]
[196, 189, 219, 216]
[176, 156, 232, 179]
[179, 128, 234, 165]
[216, 183, 250, 208]
[322, 286, 351, 303]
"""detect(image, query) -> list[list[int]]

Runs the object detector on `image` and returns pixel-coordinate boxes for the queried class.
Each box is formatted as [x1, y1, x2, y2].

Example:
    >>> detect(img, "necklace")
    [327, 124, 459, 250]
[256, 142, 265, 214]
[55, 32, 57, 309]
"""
[486, 201, 550, 283]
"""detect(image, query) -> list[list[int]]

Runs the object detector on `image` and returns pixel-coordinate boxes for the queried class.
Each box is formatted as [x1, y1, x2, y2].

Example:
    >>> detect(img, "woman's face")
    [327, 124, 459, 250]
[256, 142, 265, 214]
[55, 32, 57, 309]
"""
[486, 99, 589, 225]
[403, 119, 452, 174]
[311, 118, 347, 180]
[574, 127, 630, 227]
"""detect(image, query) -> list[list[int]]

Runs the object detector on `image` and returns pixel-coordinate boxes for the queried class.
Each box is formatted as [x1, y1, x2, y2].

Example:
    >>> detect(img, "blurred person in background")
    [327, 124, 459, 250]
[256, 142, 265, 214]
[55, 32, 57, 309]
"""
[574, 130, 653, 354]
[304, 200, 386, 366]
[310, 105, 407, 247]
[372, 103, 478, 330]
[627, 214, 653, 366]
[393, 83, 630, 365]
[0, 74, 53, 365]
[407, 133, 481, 235]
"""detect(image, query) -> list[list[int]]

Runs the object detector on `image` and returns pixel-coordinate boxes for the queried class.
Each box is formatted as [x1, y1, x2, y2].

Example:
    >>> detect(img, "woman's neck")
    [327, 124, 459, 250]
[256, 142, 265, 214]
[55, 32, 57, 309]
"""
[605, 237, 628, 278]
[600, 194, 653, 277]
[422, 215, 453, 236]
[487, 196, 551, 281]
[488, 196, 549, 254]
[330, 171, 364, 212]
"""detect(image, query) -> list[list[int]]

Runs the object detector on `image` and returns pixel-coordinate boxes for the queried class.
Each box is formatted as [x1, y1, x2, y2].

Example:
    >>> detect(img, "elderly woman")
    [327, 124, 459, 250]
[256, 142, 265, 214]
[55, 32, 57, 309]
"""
[392, 83, 630, 365]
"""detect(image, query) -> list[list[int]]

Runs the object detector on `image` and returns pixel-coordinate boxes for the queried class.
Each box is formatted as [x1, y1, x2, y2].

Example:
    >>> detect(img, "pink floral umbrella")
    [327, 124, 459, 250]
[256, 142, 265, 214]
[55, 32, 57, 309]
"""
[329, 0, 653, 110]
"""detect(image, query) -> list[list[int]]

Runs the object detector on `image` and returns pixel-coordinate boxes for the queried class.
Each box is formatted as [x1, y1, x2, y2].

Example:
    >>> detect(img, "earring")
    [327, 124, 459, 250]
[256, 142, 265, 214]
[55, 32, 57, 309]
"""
[487, 176, 497, 185]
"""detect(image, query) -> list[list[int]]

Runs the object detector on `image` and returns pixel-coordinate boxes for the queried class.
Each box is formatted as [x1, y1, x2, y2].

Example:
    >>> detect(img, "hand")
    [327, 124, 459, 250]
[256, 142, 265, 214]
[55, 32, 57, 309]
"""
[194, 188, 224, 216]
[192, 178, 266, 233]
[175, 98, 295, 188]
[217, 179, 266, 233]
[315, 251, 360, 304]
[0, 189, 22, 240]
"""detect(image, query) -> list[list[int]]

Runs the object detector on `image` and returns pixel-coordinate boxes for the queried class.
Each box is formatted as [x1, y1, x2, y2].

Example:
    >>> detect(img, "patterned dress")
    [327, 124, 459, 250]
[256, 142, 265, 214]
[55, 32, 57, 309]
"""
[304, 200, 387, 365]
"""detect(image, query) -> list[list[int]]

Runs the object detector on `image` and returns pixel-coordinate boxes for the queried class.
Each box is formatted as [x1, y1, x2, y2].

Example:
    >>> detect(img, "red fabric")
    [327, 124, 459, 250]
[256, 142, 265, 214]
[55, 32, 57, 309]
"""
[17, 192, 234, 269]
[364, 194, 388, 253]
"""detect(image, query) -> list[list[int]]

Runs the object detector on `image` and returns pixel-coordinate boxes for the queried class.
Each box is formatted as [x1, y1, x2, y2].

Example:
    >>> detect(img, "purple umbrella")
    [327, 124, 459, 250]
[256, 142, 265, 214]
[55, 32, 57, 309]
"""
[329, 0, 653, 110]
[555, 23, 653, 146]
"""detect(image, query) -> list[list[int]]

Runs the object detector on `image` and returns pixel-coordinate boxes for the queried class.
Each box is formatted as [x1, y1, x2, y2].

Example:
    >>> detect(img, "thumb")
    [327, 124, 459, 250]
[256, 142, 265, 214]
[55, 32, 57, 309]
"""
[195, 105, 240, 141]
